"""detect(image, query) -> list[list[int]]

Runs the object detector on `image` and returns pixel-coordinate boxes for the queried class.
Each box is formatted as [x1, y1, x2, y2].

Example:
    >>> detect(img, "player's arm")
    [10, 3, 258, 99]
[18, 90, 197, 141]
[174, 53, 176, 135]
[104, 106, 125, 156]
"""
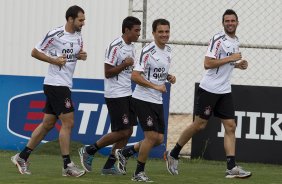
[167, 74, 176, 84]
[76, 50, 87, 61]
[235, 59, 248, 70]
[105, 57, 134, 78]
[31, 48, 66, 67]
[204, 53, 242, 69]
[131, 71, 166, 93]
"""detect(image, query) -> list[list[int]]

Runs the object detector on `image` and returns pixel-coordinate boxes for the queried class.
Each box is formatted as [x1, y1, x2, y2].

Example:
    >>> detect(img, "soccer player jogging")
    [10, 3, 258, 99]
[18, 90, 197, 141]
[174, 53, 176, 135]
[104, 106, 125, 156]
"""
[164, 9, 252, 178]
[11, 5, 87, 177]
[78, 16, 141, 175]
[115, 19, 176, 182]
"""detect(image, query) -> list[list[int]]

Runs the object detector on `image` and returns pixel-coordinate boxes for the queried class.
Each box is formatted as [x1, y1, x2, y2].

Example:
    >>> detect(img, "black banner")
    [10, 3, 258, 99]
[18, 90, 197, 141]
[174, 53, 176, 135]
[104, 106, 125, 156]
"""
[191, 83, 282, 164]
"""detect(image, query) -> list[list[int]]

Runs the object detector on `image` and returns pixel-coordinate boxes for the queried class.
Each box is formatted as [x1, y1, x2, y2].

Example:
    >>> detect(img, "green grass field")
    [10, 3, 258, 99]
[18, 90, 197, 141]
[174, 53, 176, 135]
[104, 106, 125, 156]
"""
[0, 142, 281, 184]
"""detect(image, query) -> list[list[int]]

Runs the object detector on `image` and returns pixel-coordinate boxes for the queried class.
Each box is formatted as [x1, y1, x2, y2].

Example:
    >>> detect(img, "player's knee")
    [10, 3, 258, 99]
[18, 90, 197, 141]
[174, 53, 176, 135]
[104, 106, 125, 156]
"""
[61, 119, 74, 129]
[194, 121, 207, 132]
[42, 121, 55, 131]
[155, 135, 164, 146]
[225, 122, 236, 134]
[120, 128, 133, 138]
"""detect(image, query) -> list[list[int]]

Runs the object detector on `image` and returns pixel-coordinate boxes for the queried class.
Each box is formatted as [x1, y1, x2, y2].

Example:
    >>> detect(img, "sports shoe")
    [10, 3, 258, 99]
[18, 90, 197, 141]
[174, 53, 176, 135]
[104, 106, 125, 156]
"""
[62, 162, 86, 177]
[101, 166, 122, 175]
[164, 150, 179, 175]
[78, 147, 94, 172]
[11, 153, 31, 175]
[115, 149, 127, 174]
[225, 165, 252, 178]
[131, 172, 153, 182]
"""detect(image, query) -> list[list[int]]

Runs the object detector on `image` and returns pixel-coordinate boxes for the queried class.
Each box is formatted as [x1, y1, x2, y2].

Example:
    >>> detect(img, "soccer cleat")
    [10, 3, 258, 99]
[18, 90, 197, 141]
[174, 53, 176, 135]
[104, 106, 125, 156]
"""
[11, 153, 31, 175]
[164, 150, 179, 175]
[78, 147, 94, 172]
[225, 165, 252, 178]
[101, 166, 122, 175]
[115, 149, 127, 175]
[131, 172, 153, 182]
[62, 162, 86, 177]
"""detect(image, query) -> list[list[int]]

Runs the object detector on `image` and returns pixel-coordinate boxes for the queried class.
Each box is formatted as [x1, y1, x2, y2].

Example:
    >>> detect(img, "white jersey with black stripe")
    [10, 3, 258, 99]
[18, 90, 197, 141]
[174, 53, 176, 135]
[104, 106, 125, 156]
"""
[132, 41, 172, 104]
[200, 31, 239, 94]
[35, 25, 83, 88]
[104, 36, 136, 98]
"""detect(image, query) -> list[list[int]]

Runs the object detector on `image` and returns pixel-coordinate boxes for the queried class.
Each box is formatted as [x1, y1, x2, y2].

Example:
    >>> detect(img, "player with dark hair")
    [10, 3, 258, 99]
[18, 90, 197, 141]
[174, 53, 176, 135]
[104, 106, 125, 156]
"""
[78, 16, 141, 175]
[115, 18, 176, 182]
[164, 9, 252, 179]
[11, 5, 87, 177]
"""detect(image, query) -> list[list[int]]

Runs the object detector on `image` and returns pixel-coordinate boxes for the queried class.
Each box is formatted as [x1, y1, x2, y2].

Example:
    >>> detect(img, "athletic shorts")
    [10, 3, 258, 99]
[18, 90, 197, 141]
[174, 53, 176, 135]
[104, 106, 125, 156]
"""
[43, 85, 74, 116]
[132, 98, 165, 134]
[105, 96, 137, 132]
[194, 87, 235, 120]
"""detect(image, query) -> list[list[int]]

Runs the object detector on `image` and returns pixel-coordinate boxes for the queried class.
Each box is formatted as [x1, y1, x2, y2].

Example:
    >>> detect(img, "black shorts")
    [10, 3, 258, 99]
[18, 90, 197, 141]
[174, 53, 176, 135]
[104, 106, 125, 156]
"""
[195, 87, 235, 120]
[132, 98, 165, 134]
[43, 85, 74, 116]
[105, 96, 137, 132]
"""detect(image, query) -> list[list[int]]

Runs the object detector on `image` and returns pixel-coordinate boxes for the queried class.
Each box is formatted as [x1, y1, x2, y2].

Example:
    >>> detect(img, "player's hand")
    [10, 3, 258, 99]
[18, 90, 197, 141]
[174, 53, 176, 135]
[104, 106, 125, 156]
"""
[236, 60, 248, 70]
[77, 50, 87, 60]
[230, 52, 242, 62]
[54, 55, 67, 67]
[155, 84, 167, 93]
[124, 57, 134, 67]
[167, 74, 176, 84]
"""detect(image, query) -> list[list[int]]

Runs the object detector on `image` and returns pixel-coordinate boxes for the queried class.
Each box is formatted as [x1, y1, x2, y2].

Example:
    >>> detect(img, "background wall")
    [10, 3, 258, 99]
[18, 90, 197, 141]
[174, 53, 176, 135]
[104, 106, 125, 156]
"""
[0, 0, 129, 79]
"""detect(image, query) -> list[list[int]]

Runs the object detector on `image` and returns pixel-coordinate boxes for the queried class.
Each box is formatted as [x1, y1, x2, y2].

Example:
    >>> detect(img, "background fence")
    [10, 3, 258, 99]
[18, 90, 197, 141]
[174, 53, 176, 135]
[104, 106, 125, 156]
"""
[128, 0, 282, 114]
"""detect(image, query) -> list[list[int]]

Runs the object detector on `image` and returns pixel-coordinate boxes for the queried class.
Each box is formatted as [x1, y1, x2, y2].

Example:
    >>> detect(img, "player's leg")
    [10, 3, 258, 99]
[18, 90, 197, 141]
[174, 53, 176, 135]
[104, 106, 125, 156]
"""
[100, 100, 134, 175]
[101, 128, 132, 175]
[59, 111, 85, 177]
[165, 87, 214, 175]
[11, 114, 57, 175]
[115, 141, 141, 175]
[165, 116, 208, 175]
[132, 131, 162, 182]
[131, 99, 163, 182]
[79, 96, 134, 173]
[11, 85, 59, 175]
[216, 93, 251, 178]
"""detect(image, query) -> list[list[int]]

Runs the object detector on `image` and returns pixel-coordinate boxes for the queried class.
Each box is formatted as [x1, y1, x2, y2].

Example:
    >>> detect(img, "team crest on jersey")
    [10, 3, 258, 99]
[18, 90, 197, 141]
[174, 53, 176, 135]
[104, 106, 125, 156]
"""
[122, 114, 129, 124]
[204, 106, 212, 116]
[146, 116, 153, 127]
[65, 98, 72, 109]
[70, 42, 73, 48]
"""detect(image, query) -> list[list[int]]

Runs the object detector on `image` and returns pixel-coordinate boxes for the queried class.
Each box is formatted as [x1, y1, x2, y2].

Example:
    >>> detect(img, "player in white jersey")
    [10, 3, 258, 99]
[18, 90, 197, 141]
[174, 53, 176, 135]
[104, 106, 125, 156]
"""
[78, 16, 141, 175]
[165, 9, 252, 179]
[115, 19, 176, 182]
[11, 5, 86, 177]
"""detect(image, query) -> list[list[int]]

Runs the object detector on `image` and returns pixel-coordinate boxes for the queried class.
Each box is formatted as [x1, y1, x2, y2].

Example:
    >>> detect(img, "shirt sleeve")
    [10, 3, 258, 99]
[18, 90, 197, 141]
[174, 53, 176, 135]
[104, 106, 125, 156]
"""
[205, 36, 222, 59]
[35, 31, 55, 53]
[104, 45, 119, 66]
[134, 49, 150, 72]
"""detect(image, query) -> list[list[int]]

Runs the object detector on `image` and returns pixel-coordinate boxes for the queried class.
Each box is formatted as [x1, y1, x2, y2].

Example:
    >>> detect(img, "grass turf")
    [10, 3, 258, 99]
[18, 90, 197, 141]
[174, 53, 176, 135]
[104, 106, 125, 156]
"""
[0, 141, 281, 184]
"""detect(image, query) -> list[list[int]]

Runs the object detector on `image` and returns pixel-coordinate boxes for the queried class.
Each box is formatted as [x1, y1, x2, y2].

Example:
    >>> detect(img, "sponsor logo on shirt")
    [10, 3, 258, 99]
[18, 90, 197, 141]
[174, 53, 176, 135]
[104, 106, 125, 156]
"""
[153, 67, 168, 81]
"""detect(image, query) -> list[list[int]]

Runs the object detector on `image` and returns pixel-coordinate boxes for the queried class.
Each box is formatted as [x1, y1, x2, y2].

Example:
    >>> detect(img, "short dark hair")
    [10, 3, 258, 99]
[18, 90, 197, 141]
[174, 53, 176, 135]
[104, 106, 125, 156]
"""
[152, 19, 170, 32]
[222, 9, 238, 23]
[65, 5, 84, 21]
[122, 16, 141, 34]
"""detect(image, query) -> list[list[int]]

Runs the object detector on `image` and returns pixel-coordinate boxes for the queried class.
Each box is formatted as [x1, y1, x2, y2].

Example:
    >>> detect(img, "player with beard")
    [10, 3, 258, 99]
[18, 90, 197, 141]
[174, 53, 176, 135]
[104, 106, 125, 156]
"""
[11, 5, 87, 177]
[164, 9, 252, 179]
